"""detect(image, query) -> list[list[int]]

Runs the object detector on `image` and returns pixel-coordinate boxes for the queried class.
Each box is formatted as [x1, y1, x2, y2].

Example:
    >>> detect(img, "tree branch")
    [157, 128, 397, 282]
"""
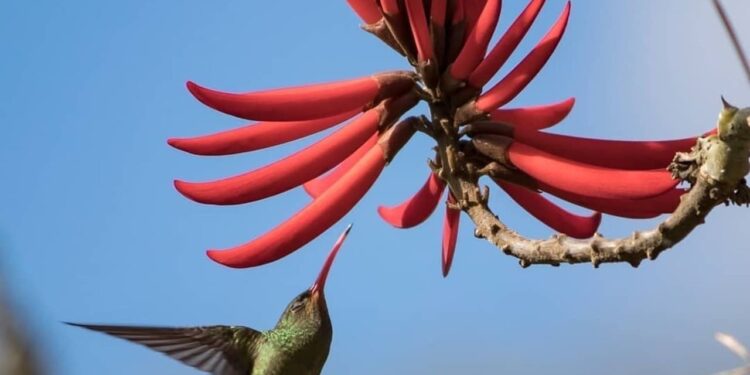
[441, 107, 750, 268]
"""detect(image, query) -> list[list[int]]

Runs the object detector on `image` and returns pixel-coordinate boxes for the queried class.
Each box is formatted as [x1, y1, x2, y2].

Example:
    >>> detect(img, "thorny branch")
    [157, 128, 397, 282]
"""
[421, 98, 750, 268]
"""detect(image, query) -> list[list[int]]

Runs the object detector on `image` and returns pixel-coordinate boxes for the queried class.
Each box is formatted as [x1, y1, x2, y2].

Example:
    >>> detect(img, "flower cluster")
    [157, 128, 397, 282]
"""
[170, 0, 709, 275]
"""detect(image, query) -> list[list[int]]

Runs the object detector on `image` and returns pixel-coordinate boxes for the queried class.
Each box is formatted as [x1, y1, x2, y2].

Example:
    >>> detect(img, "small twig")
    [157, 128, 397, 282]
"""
[713, 0, 750, 84]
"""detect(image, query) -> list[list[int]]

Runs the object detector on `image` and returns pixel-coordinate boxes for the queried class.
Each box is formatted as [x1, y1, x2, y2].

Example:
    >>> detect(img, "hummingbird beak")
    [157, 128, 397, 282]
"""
[310, 224, 352, 297]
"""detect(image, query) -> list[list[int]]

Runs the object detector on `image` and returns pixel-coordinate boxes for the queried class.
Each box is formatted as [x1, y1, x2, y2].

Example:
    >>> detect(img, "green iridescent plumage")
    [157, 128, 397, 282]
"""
[68, 225, 351, 375]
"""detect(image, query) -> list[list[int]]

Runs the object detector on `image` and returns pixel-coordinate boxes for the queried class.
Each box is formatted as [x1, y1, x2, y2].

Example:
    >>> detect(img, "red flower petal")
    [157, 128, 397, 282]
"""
[469, 0, 546, 88]
[442, 194, 460, 277]
[380, 0, 401, 16]
[405, 0, 434, 61]
[489, 97, 574, 130]
[448, 0, 502, 80]
[451, 0, 465, 25]
[497, 180, 601, 239]
[514, 128, 709, 170]
[187, 71, 413, 121]
[378, 172, 446, 228]
[304, 134, 378, 198]
[348, 0, 382, 24]
[430, 0, 447, 27]
[174, 108, 381, 205]
[476, 1, 570, 111]
[207, 142, 388, 268]
[541, 184, 683, 219]
[507, 141, 679, 200]
[463, 0, 489, 34]
[206, 119, 416, 268]
[167, 110, 359, 156]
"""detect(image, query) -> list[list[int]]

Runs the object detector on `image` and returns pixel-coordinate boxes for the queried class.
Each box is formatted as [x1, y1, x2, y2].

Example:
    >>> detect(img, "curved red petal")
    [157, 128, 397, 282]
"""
[469, 0, 546, 88]
[449, 0, 502, 80]
[167, 110, 360, 156]
[463, 0, 489, 34]
[380, 0, 401, 16]
[489, 97, 574, 130]
[304, 134, 378, 198]
[174, 109, 381, 205]
[508, 141, 679, 200]
[347, 0, 382, 24]
[431, 0, 447, 27]
[206, 144, 388, 268]
[497, 180, 601, 239]
[514, 127, 709, 170]
[451, 0, 465, 25]
[476, 1, 570, 111]
[405, 0, 434, 61]
[187, 71, 412, 121]
[442, 193, 460, 277]
[378, 172, 447, 228]
[541, 184, 683, 219]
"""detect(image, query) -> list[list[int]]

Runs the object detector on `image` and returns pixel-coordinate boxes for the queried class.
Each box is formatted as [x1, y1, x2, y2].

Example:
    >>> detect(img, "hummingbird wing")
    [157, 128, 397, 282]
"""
[66, 322, 263, 375]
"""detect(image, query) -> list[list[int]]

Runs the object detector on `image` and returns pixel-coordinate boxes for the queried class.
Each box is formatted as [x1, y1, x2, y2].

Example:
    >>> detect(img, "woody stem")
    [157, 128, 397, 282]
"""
[427, 94, 750, 268]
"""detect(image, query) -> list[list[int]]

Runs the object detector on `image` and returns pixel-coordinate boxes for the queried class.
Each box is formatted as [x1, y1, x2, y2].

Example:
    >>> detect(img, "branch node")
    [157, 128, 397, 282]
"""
[446, 199, 461, 210]
[553, 233, 568, 244]
[479, 185, 490, 205]
[710, 187, 722, 200]
[589, 242, 600, 254]
[460, 191, 471, 209]
[626, 257, 642, 269]
[631, 231, 641, 242]
[614, 245, 624, 255]
[500, 243, 512, 254]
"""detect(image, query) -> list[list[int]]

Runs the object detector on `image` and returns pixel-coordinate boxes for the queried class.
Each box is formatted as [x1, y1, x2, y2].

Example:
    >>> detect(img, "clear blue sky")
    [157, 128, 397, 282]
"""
[1, 1, 749, 374]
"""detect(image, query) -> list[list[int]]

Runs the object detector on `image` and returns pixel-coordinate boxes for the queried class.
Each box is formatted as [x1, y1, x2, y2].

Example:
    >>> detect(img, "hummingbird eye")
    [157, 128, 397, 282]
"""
[290, 298, 306, 312]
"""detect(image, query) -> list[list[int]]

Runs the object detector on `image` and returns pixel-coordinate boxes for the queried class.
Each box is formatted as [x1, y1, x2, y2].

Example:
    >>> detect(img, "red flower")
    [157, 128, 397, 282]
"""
[170, 0, 709, 275]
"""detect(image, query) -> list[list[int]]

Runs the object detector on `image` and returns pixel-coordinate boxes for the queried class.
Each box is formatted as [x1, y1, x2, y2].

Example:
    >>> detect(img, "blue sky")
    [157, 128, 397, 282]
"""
[1, 1, 749, 374]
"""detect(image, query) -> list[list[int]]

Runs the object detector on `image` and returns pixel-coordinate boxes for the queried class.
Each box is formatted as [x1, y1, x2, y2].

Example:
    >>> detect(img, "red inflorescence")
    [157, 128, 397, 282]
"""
[170, 0, 708, 275]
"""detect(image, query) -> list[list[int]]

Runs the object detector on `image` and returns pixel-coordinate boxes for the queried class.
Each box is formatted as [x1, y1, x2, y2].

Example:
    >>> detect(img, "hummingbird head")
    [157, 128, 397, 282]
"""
[276, 225, 352, 332]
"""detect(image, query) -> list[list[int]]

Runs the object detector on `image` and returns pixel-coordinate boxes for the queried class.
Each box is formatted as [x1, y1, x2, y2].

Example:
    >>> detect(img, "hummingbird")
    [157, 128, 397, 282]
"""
[66, 224, 353, 375]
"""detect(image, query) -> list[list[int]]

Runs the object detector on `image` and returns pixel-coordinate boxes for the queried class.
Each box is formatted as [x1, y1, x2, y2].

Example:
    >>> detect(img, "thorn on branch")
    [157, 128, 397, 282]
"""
[473, 228, 484, 239]
[415, 115, 435, 137]
[626, 257, 642, 269]
[428, 158, 442, 175]
[459, 191, 471, 209]
[730, 179, 750, 206]
[500, 242, 511, 254]
[479, 185, 490, 206]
